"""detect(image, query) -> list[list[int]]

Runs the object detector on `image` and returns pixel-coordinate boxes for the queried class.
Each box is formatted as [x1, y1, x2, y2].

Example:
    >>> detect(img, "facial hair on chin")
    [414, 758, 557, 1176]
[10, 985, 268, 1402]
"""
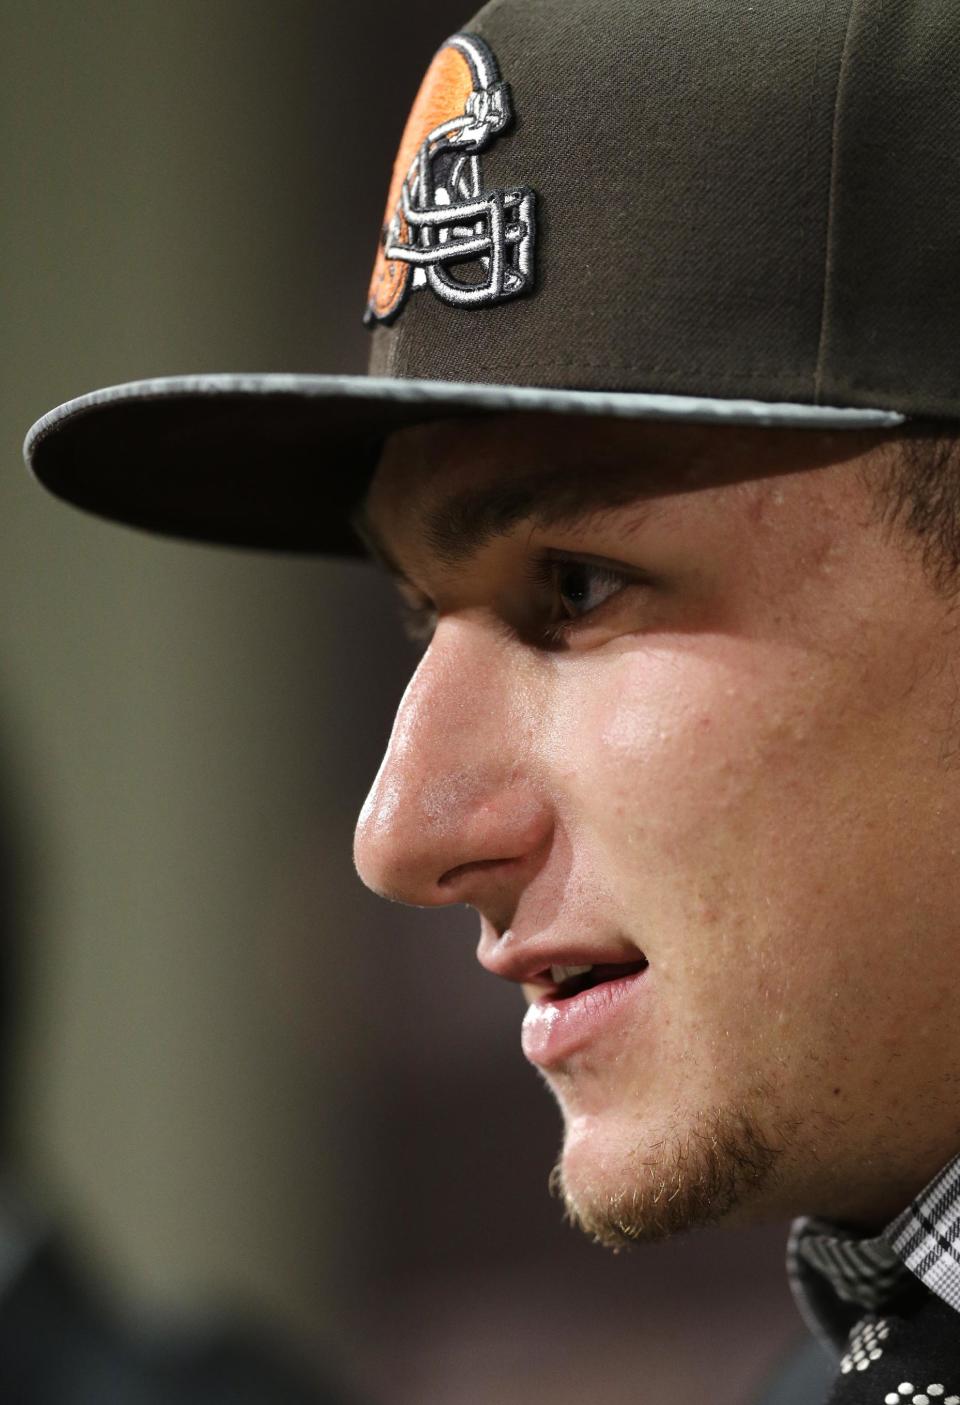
[548, 1097, 797, 1250]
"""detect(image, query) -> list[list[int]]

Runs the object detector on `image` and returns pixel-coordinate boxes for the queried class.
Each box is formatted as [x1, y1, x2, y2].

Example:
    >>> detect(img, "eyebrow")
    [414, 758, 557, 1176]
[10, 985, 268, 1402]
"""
[351, 468, 665, 576]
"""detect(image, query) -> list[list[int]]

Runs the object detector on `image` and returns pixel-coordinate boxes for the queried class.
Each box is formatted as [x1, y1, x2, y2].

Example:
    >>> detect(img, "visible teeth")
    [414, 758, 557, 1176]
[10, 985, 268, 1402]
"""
[550, 963, 593, 985]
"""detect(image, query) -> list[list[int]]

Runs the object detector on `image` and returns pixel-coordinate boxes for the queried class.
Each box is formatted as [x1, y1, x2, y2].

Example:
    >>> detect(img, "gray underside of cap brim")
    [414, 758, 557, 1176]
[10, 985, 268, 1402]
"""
[24, 373, 907, 555]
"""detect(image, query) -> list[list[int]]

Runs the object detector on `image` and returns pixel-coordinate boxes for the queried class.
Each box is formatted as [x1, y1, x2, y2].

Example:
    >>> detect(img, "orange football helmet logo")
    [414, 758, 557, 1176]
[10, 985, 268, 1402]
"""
[365, 32, 537, 326]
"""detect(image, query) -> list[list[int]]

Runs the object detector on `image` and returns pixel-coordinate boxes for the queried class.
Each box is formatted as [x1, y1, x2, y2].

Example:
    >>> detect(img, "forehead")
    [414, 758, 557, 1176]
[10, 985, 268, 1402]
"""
[359, 413, 891, 567]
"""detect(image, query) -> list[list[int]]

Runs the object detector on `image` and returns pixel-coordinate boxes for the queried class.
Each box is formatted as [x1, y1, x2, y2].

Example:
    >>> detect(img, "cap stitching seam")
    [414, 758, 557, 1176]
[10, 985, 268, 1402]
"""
[795, 0, 834, 309]
[468, 361, 813, 377]
[814, 0, 859, 402]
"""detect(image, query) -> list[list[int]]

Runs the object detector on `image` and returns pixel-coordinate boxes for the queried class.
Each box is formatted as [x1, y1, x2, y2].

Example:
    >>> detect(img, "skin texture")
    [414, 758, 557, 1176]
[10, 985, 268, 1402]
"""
[353, 413, 960, 1248]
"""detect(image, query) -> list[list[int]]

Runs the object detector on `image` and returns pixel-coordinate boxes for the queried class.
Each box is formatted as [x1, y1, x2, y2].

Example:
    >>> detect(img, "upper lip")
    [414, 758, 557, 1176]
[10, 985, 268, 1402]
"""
[476, 933, 647, 987]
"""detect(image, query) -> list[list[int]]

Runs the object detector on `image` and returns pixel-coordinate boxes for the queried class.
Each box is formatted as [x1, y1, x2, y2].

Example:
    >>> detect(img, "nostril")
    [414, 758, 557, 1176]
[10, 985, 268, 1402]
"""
[438, 855, 522, 889]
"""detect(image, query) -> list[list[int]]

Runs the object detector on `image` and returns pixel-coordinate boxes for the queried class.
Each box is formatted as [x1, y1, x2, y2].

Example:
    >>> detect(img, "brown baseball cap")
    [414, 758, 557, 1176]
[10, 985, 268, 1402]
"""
[24, 0, 960, 555]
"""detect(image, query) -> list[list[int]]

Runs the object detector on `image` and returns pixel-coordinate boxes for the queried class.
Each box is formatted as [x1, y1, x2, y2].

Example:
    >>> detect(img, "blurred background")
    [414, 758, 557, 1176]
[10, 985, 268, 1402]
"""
[2, 3, 816, 1401]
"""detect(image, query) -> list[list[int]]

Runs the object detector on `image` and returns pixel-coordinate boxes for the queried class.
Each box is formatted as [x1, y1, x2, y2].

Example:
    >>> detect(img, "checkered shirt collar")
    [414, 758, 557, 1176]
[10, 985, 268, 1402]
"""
[786, 1152, 960, 1356]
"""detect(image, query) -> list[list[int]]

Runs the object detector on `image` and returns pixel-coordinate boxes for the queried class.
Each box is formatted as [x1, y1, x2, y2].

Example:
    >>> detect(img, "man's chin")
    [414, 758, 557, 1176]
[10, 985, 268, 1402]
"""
[549, 1104, 790, 1250]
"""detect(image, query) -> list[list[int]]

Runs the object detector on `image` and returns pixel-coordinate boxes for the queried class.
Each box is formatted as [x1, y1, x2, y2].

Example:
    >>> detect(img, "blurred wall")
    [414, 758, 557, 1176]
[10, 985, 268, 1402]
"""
[1, 0, 444, 1351]
[2, 4, 811, 1402]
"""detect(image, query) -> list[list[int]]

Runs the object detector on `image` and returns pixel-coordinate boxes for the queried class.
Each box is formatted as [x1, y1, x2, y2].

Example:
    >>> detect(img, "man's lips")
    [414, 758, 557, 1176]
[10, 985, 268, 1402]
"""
[520, 961, 652, 1067]
[477, 932, 647, 987]
[475, 931, 651, 1067]
[521, 958, 650, 1003]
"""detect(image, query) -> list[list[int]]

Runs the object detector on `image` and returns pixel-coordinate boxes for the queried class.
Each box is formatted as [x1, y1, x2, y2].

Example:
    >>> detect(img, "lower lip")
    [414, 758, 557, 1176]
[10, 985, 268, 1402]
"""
[521, 967, 651, 1067]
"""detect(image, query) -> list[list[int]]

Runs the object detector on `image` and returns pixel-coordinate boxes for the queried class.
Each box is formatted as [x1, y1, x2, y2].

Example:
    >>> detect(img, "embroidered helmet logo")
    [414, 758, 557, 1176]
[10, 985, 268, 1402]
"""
[364, 32, 537, 326]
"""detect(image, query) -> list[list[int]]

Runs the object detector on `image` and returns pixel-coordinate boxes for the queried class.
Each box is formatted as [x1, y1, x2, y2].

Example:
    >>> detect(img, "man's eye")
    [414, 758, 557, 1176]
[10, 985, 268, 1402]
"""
[552, 560, 625, 617]
[394, 554, 641, 650]
[527, 553, 635, 644]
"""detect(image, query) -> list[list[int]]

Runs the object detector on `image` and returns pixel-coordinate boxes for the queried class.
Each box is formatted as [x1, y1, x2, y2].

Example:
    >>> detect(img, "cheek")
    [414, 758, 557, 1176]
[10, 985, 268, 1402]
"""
[546, 640, 864, 1006]
[562, 641, 819, 848]
[546, 631, 960, 1095]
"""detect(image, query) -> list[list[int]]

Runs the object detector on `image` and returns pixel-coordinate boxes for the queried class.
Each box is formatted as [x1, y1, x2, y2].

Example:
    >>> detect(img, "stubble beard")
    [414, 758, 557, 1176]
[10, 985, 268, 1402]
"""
[548, 1100, 795, 1250]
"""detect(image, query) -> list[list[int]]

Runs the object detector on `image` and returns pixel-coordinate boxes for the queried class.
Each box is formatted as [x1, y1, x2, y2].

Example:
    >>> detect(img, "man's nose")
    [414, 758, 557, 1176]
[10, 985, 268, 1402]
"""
[353, 625, 552, 910]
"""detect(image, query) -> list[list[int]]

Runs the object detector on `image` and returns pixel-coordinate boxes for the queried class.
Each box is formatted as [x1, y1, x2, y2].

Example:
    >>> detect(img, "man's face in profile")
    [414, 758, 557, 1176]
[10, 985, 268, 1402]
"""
[353, 414, 960, 1248]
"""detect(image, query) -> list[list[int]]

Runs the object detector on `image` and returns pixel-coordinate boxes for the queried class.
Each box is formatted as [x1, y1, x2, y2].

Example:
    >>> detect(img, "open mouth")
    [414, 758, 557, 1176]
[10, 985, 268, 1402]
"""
[542, 957, 649, 1001]
[521, 954, 652, 1066]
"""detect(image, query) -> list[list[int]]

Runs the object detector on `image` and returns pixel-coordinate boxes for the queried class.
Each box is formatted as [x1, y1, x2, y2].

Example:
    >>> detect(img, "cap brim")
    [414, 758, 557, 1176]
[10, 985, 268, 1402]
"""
[23, 373, 906, 555]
